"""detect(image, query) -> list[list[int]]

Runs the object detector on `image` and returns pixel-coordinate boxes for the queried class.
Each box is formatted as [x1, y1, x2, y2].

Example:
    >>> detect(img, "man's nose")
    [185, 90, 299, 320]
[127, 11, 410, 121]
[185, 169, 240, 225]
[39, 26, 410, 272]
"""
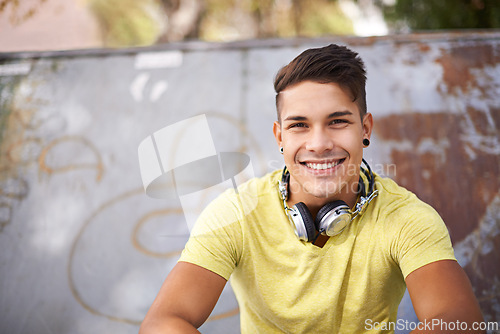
[305, 127, 334, 153]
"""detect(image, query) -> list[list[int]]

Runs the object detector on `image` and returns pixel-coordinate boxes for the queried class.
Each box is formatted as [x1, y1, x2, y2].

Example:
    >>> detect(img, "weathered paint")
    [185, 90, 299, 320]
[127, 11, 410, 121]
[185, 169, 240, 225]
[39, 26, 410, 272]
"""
[0, 32, 499, 333]
[376, 39, 500, 323]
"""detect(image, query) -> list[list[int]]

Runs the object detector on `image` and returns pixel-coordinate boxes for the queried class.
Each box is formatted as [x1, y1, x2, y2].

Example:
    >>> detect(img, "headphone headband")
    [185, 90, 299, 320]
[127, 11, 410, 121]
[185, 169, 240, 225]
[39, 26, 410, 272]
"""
[278, 159, 378, 241]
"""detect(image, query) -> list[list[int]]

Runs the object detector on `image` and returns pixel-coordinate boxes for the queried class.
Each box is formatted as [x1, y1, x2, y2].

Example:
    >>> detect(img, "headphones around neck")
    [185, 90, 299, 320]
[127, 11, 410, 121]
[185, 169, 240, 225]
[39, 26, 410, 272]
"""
[278, 159, 378, 242]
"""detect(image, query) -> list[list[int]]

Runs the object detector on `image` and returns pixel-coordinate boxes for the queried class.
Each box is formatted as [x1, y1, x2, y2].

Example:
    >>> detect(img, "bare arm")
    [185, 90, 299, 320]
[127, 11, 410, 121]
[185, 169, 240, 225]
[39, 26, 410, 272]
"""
[406, 259, 485, 334]
[139, 261, 227, 334]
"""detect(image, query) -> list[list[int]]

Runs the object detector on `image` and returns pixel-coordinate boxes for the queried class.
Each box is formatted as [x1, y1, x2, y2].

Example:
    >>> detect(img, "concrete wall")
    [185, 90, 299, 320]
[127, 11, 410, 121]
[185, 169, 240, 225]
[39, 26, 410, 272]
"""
[0, 32, 499, 333]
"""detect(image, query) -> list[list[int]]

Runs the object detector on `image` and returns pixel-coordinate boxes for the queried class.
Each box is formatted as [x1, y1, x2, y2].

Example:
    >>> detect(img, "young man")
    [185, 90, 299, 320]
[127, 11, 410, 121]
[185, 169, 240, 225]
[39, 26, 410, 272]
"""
[140, 44, 484, 333]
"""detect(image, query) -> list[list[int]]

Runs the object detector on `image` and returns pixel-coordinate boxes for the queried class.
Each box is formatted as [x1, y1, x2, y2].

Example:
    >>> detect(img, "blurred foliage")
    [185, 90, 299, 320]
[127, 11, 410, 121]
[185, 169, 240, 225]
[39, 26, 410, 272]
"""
[0, 0, 48, 25]
[155, 0, 204, 43]
[0, 0, 354, 47]
[86, 0, 354, 46]
[4, 0, 499, 49]
[88, 0, 166, 47]
[378, 0, 500, 31]
[199, 0, 353, 41]
[299, 1, 353, 37]
[87, 0, 354, 46]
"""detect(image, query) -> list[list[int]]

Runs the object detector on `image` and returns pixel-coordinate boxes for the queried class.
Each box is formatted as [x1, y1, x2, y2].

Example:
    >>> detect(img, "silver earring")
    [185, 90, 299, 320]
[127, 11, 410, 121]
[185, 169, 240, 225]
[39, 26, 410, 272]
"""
[279, 147, 284, 154]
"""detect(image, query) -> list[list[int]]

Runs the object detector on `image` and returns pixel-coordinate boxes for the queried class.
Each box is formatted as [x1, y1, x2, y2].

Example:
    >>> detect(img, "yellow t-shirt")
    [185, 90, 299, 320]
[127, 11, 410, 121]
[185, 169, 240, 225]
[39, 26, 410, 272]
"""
[179, 170, 456, 333]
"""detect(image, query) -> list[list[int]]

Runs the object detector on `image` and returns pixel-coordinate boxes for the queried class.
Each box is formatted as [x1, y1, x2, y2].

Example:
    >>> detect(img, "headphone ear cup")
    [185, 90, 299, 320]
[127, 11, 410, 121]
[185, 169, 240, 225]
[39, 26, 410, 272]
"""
[293, 202, 317, 242]
[315, 200, 352, 236]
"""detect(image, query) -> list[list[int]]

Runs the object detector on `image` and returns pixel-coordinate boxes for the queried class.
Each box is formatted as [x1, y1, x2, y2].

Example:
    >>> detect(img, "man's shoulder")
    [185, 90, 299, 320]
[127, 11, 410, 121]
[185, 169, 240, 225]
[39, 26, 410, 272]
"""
[225, 168, 282, 198]
[202, 169, 282, 214]
[374, 173, 410, 197]
[374, 173, 440, 217]
[371, 174, 451, 255]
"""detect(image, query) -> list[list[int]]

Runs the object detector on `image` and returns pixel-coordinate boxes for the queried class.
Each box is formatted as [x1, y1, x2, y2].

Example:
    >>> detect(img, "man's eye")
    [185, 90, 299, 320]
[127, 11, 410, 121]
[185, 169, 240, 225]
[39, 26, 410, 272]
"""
[331, 119, 348, 125]
[290, 123, 307, 128]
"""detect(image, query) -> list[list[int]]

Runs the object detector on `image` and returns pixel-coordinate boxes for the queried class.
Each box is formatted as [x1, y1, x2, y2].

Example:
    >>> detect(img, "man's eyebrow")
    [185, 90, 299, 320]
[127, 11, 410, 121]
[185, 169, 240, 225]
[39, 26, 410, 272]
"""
[283, 115, 308, 122]
[328, 111, 353, 118]
[283, 111, 353, 122]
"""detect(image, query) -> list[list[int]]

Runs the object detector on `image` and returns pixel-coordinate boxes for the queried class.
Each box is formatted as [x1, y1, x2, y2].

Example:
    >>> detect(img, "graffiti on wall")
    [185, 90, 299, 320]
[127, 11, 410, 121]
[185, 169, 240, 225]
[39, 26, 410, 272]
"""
[0, 34, 499, 333]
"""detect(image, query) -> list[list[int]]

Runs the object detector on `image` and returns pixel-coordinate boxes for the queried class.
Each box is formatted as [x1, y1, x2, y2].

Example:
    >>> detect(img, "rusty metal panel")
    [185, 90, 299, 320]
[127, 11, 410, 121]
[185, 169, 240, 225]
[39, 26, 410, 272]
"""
[0, 31, 499, 333]
[364, 36, 500, 324]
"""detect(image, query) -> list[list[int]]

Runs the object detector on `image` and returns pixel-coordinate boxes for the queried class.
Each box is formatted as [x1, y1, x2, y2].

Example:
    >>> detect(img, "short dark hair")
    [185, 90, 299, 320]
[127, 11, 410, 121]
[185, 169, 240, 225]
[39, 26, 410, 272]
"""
[274, 44, 367, 121]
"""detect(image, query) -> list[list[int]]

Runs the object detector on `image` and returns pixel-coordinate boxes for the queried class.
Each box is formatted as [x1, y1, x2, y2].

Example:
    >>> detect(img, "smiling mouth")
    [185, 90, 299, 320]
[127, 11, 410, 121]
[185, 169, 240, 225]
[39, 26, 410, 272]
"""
[301, 158, 346, 171]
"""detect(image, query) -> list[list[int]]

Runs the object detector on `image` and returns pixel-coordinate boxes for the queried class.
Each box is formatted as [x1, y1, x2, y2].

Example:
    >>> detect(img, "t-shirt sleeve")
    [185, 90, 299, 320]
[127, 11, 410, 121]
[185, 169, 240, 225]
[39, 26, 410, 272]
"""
[179, 189, 243, 281]
[388, 201, 456, 279]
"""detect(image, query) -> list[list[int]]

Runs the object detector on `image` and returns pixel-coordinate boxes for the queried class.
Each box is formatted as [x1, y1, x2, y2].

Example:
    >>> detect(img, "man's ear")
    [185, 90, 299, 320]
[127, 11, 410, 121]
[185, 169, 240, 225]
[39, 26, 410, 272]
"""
[362, 113, 373, 140]
[273, 121, 282, 148]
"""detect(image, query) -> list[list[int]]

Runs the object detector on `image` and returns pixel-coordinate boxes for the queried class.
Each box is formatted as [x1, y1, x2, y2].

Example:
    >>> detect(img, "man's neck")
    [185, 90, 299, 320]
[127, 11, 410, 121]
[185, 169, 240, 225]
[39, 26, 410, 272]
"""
[288, 188, 359, 220]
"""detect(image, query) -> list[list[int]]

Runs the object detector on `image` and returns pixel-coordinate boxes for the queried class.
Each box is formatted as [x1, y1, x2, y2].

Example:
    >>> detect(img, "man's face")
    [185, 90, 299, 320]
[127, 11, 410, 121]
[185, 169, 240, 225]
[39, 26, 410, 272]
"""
[273, 81, 373, 208]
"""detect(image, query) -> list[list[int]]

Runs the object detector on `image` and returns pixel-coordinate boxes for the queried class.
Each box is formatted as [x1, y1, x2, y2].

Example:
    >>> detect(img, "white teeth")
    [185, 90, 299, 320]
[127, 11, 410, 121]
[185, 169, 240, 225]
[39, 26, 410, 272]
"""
[305, 160, 341, 170]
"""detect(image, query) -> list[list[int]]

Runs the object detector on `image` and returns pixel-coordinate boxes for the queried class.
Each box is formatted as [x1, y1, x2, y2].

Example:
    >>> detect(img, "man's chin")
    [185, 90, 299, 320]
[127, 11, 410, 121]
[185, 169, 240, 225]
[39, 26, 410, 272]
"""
[304, 184, 343, 200]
